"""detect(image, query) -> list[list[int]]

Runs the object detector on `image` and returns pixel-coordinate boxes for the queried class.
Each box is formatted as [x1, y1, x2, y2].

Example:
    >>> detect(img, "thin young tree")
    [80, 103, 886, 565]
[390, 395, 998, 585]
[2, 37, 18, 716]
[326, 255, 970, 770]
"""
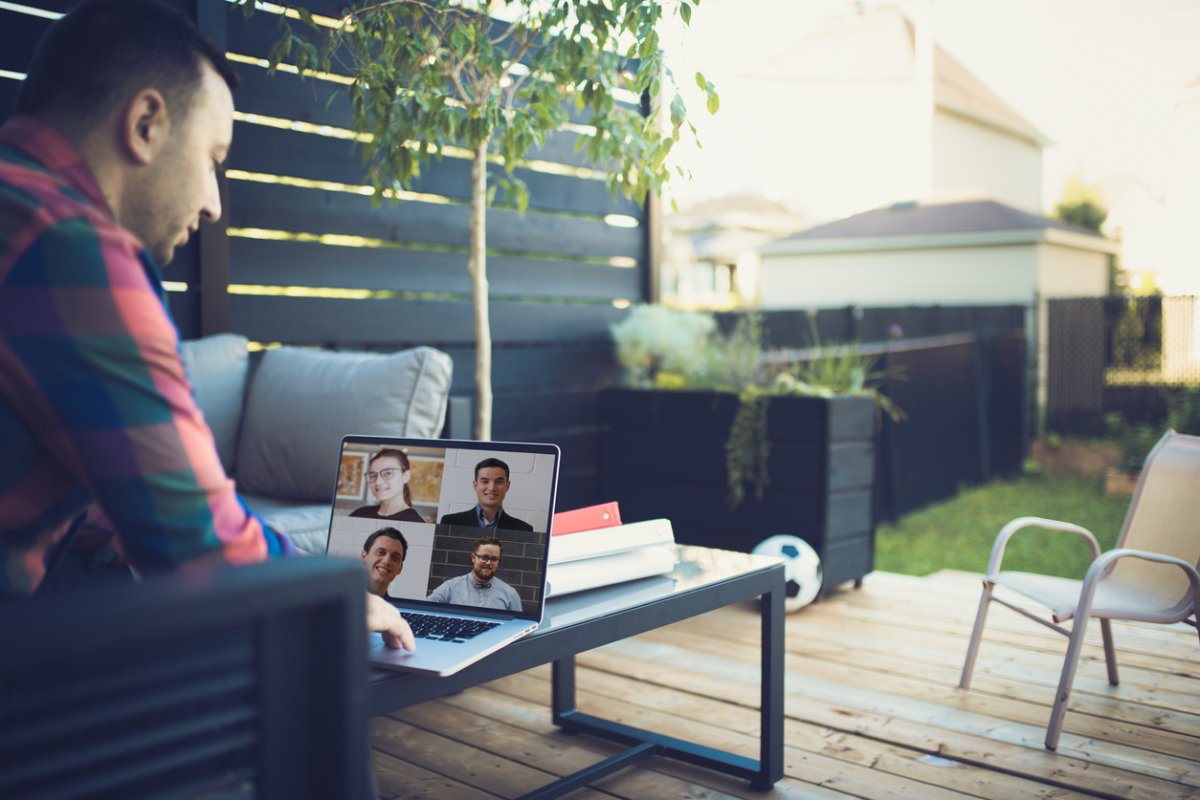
[258, 0, 717, 440]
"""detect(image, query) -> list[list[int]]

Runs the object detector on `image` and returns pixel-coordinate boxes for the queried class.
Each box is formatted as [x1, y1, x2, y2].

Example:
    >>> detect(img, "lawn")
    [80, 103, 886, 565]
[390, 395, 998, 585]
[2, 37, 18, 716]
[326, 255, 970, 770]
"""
[875, 472, 1131, 578]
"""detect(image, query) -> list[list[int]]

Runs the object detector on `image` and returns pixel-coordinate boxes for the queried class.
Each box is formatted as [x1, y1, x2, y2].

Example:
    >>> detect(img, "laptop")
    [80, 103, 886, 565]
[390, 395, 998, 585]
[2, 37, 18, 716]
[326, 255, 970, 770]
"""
[324, 435, 560, 676]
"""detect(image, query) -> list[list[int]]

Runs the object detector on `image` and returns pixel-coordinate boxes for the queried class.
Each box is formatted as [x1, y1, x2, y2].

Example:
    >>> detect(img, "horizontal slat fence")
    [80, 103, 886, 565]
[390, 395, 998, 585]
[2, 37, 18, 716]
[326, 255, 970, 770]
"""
[0, 0, 650, 511]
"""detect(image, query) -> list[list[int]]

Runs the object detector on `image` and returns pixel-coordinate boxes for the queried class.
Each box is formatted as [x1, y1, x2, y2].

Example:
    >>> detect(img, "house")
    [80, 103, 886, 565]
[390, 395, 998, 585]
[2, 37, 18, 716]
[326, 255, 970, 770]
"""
[663, 194, 809, 308]
[759, 197, 1120, 405]
[665, 4, 1051, 308]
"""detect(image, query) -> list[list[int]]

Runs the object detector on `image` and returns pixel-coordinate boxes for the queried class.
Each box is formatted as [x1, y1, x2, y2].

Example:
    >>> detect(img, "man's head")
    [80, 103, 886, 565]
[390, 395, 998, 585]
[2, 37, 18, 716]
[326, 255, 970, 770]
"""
[472, 458, 511, 517]
[470, 536, 503, 583]
[361, 527, 408, 596]
[17, 0, 239, 266]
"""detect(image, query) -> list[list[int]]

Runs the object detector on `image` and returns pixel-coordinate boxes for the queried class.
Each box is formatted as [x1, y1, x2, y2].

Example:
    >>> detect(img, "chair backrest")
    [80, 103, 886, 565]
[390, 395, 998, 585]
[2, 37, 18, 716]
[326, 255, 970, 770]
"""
[1113, 429, 1200, 616]
[0, 558, 368, 800]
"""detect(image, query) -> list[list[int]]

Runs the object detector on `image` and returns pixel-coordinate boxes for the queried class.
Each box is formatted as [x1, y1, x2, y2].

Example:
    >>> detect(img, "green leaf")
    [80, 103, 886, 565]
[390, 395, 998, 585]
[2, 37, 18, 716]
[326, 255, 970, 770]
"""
[706, 91, 720, 115]
[680, 2, 692, 25]
[669, 93, 686, 127]
[694, 71, 707, 91]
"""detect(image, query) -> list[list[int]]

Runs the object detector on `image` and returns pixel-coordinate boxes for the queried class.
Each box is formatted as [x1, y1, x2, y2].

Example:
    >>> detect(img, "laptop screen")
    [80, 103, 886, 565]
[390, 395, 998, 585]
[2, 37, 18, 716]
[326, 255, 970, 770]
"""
[325, 436, 559, 622]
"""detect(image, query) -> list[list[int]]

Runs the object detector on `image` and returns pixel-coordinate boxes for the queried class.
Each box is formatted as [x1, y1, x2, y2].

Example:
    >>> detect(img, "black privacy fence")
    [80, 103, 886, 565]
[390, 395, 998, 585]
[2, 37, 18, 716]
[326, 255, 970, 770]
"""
[1047, 295, 1200, 435]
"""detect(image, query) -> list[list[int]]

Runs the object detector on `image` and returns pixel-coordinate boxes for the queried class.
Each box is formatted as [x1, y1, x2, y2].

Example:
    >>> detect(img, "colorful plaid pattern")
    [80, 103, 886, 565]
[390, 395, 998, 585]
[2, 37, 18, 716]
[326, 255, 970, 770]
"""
[0, 116, 295, 595]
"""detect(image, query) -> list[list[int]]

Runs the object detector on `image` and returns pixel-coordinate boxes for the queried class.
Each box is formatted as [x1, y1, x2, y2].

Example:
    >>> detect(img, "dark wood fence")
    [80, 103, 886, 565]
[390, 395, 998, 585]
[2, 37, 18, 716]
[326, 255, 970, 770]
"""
[3, 3, 1034, 519]
[1, 0, 648, 509]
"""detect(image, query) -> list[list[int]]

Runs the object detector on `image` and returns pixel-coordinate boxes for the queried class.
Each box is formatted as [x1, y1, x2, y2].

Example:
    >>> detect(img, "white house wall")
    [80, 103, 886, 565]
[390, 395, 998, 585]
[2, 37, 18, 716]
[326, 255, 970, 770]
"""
[1036, 242, 1109, 299]
[759, 244, 1038, 308]
[932, 111, 1043, 212]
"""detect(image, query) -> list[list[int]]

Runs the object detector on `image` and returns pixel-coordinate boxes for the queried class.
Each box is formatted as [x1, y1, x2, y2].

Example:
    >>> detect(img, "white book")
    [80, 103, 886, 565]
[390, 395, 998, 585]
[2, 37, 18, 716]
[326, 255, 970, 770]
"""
[548, 518, 675, 565]
[546, 544, 678, 597]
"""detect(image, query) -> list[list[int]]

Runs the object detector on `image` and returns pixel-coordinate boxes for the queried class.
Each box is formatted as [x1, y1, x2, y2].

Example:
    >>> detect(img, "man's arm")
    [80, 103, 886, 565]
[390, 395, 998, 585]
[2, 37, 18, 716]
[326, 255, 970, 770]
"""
[427, 576, 455, 604]
[0, 218, 292, 570]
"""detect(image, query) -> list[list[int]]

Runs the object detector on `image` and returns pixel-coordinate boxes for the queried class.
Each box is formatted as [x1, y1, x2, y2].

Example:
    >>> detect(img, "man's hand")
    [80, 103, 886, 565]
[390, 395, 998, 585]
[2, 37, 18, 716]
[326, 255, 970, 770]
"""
[365, 592, 415, 650]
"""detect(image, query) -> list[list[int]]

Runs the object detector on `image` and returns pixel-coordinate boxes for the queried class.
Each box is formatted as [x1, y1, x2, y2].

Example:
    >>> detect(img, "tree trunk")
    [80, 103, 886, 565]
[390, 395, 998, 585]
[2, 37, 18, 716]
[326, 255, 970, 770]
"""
[469, 139, 492, 440]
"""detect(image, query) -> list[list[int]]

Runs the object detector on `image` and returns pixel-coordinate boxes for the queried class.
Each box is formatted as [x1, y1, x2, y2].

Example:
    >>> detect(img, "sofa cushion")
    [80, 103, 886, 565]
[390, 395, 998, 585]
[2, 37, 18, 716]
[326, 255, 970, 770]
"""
[241, 494, 333, 555]
[179, 334, 250, 475]
[235, 345, 453, 502]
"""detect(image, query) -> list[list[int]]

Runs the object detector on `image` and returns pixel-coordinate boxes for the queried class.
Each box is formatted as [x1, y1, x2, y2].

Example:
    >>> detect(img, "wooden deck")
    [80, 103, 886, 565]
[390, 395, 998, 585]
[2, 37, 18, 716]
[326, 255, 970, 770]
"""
[368, 569, 1200, 799]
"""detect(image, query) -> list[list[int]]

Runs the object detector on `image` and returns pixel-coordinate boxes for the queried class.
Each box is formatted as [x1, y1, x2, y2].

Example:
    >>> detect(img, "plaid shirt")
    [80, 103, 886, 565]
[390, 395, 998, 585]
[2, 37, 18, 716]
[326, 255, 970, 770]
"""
[0, 116, 295, 595]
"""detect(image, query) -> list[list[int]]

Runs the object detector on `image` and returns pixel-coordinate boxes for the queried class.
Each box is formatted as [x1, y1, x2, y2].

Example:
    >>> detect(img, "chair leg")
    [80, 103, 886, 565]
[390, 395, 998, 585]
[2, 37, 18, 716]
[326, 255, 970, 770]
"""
[1099, 618, 1119, 686]
[959, 581, 994, 690]
[1046, 617, 1090, 750]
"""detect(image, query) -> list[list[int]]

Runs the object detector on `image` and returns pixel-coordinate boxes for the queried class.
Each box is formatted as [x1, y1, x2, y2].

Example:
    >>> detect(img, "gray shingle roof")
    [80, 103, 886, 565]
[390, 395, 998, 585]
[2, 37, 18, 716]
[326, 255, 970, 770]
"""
[779, 199, 1102, 242]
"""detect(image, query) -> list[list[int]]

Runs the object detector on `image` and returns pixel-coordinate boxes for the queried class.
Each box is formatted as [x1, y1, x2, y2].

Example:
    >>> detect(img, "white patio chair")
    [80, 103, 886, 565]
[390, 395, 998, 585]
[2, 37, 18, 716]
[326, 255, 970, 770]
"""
[958, 429, 1200, 750]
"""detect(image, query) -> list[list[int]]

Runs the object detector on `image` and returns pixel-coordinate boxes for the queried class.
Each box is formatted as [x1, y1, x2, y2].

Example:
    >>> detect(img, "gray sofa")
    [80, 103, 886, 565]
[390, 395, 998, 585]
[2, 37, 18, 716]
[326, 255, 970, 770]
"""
[180, 334, 454, 553]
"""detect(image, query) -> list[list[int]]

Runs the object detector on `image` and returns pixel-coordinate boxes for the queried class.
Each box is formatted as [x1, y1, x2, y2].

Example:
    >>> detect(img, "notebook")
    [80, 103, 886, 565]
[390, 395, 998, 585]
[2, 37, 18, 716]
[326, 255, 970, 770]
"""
[324, 435, 560, 676]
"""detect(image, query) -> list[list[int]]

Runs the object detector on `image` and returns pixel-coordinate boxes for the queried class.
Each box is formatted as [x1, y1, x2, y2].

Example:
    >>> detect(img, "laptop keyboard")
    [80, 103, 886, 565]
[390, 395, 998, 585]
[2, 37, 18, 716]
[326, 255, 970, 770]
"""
[401, 612, 500, 643]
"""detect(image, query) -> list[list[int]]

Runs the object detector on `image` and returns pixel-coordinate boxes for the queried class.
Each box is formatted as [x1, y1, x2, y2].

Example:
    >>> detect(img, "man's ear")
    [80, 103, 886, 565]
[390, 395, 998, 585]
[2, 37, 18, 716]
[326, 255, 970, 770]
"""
[120, 88, 171, 166]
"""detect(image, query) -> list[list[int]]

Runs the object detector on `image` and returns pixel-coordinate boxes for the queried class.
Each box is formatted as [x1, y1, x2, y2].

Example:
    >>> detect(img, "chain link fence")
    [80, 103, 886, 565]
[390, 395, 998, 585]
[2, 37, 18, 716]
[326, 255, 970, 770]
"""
[1046, 295, 1200, 435]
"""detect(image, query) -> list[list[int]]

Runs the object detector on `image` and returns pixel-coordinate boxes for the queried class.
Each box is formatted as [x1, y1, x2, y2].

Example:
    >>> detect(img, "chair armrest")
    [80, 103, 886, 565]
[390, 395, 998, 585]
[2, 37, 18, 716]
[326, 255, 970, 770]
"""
[986, 516, 1101, 577]
[1077, 548, 1200, 625]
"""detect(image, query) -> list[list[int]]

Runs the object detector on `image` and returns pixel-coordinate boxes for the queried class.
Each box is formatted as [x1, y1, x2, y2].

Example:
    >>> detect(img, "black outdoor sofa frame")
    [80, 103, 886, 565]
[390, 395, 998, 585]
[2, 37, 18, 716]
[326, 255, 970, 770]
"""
[0, 558, 369, 800]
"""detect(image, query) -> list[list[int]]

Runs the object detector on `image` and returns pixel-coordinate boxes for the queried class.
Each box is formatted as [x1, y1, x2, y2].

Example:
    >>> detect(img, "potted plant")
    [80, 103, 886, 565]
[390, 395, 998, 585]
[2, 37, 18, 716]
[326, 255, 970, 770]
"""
[599, 307, 901, 594]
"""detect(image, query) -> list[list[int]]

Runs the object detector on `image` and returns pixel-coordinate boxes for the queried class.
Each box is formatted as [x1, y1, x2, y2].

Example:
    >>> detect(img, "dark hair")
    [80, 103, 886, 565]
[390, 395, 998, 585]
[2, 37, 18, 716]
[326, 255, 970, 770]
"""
[16, 0, 238, 132]
[474, 458, 510, 481]
[362, 527, 408, 562]
[369, 448, 414, 507]
[473, 536, 503, 558]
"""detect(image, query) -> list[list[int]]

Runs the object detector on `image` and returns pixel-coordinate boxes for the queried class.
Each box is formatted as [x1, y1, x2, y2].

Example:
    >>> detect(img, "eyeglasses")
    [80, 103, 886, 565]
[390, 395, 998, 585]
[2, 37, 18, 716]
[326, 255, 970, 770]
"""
[366, 468, 401, 482]
[472, 553, 500, 563]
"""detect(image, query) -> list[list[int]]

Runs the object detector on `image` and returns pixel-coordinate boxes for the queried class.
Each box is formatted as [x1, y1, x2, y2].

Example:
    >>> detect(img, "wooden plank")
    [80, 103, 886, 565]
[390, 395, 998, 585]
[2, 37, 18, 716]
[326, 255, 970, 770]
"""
[0, 10, 53, 73]
[228, 295, 625, 346]
[392, 699, 753, 800]
[226, 178, 644, 261]
[369, 715, 612, 799]
[492, 669, 1098, 800]
[652, 621, 1200, 760]
[227, 237, 642, 299]
[226, 122, 642, 217]
[433, 685, 881, 800]
[371, 749, 496, 800]
[482, 672, 981, 800]
[440, 343, 617, 393]
[583, 628, 1200, 799]
[229, 62, 621, 170]
[361, 570, 1198, 799]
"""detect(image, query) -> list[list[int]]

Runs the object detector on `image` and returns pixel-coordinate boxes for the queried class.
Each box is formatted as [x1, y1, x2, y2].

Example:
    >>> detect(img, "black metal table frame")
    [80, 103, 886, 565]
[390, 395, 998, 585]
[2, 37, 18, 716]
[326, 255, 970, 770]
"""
[368, 552, 785, 798]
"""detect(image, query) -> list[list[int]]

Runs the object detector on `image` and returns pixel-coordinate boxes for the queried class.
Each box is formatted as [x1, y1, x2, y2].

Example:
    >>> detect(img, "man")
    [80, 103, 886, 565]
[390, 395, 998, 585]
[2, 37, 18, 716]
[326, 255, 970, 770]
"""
[0, 0, 412, 648]
[439, 458, 533, 532]
[427, 536, 522, 611]
[361, 527, 407, 597]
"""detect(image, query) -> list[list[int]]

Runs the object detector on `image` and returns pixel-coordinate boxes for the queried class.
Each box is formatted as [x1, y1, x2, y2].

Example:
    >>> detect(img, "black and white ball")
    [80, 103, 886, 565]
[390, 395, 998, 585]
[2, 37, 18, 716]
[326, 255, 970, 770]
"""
[753, 535, 822, 612]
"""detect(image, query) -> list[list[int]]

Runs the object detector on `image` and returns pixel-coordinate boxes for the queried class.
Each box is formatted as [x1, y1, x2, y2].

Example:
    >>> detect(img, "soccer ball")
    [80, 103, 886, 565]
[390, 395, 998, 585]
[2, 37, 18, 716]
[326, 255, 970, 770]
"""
[752, 535, 822, 612]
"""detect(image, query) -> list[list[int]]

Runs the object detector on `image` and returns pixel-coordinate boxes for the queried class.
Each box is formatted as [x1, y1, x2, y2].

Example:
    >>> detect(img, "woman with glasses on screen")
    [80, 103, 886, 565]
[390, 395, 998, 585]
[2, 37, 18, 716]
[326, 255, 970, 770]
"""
[349, 449, 426, 522]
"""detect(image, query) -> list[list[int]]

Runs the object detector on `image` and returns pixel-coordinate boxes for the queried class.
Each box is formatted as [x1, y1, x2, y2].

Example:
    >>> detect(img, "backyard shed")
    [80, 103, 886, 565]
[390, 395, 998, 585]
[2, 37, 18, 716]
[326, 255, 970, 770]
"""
[760, 198, 1119, 405]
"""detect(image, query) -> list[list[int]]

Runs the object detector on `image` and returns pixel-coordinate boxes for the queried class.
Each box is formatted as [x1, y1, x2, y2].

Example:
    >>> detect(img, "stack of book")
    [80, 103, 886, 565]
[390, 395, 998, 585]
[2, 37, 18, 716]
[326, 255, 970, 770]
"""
[546, 502, 677, 596]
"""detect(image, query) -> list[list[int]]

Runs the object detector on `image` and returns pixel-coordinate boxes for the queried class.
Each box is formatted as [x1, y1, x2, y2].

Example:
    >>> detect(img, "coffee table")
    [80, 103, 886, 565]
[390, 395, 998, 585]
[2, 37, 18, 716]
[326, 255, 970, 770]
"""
[368, 545, 785, 798]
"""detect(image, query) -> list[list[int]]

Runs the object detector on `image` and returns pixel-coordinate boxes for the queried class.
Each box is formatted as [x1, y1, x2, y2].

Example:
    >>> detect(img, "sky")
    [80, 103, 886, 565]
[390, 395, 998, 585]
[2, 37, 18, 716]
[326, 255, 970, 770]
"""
[660, 0, 1200, 292]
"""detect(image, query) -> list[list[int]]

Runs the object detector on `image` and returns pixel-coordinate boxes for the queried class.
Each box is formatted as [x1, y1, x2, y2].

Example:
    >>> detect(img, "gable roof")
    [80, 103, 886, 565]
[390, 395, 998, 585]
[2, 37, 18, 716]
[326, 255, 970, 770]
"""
[762, 199, 1119, 256]
[747, 7, 1047, 146]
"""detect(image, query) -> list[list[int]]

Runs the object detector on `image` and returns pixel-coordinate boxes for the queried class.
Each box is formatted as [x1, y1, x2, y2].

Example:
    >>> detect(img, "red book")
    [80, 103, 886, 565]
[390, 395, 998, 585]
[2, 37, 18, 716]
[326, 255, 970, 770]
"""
[552, 501, 621, 535]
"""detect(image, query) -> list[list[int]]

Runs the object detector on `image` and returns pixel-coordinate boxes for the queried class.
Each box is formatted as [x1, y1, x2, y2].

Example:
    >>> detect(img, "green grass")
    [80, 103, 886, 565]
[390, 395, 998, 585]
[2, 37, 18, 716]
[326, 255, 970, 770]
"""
[875, 473, 1131, 578]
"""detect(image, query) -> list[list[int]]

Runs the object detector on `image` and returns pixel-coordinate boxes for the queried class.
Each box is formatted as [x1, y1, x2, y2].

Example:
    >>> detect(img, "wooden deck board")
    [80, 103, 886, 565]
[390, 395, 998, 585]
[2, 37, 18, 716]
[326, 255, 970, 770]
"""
[370, 569, 1200, 799]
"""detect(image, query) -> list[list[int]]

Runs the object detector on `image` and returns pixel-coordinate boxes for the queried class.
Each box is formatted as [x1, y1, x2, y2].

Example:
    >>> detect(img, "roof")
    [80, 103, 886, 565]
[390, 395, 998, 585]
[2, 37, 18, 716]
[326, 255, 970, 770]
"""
[933, 46, 1048, 146]
[762, 199, 1120, 256]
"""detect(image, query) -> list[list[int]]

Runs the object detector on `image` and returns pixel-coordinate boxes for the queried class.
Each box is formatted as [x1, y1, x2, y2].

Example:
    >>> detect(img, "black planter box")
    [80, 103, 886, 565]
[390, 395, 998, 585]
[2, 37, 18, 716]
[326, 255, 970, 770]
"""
[598, 388, 877, 592]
